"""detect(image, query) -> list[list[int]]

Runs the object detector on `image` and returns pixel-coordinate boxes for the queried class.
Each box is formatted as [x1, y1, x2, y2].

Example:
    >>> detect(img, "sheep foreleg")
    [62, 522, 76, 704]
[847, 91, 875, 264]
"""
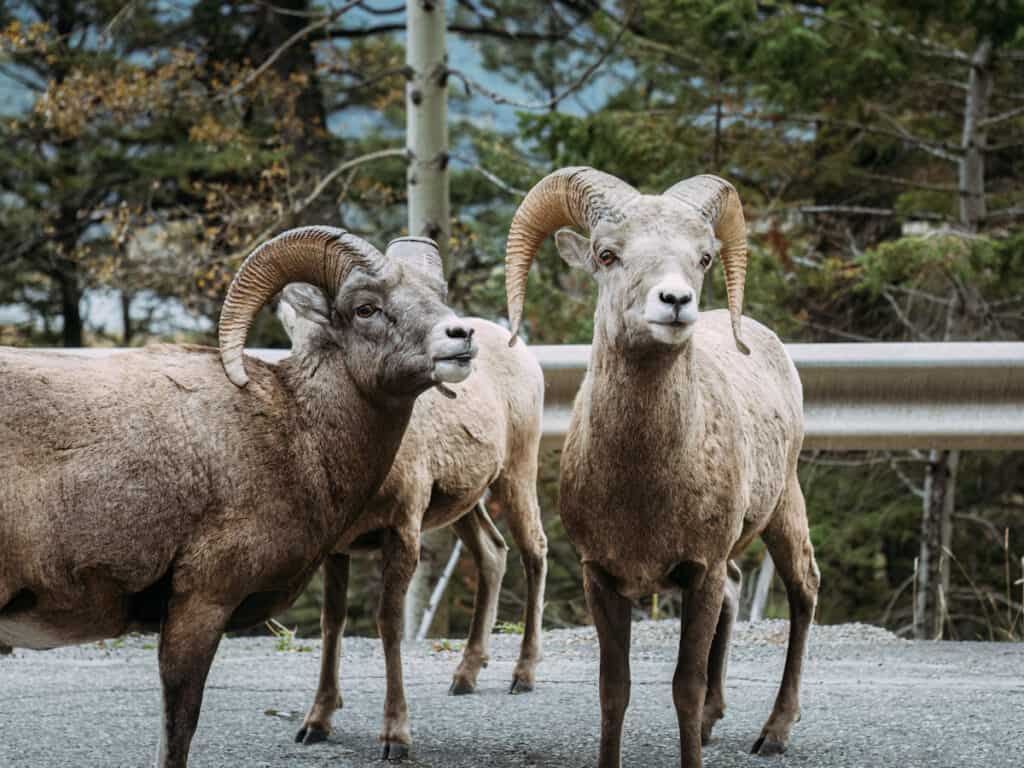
[377, 528, 418, 761]
[673, 562, 726, 768]
[296, 553, 350, 745]
[449, 502, 508, 695]
[584, 562, 632, 768]
[156, 595, 230, 768]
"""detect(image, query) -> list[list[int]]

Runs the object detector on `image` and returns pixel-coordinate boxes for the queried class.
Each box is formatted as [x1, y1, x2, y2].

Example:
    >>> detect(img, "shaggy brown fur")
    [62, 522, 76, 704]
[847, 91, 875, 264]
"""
[280, 309, 548, 758]
[0, 240, 476, 768]
[504, 168, 820, 768]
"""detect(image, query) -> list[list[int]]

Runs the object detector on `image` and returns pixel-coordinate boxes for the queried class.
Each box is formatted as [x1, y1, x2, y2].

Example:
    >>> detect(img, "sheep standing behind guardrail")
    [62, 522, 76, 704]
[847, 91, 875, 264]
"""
[280, 300, 547, 759]
[0, 228, 477, 768]
[504, 167, 820, 768]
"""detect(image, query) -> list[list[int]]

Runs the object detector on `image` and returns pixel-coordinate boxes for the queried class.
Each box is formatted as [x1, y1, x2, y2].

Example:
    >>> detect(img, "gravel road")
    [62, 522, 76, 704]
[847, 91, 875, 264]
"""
[1, 620, 1021, 767]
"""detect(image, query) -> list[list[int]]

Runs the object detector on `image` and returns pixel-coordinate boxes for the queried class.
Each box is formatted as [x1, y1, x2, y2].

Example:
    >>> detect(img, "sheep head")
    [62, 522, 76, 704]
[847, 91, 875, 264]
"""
[505, 167, 750, 355]
[219, 228, 476, 397]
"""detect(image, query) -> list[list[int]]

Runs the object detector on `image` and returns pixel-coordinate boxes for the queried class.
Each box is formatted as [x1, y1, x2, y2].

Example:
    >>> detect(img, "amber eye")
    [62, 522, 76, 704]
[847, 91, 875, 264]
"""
[355, 304, 378, 319]
[596, 248, 617, 267]
[699, 252, 713, 269]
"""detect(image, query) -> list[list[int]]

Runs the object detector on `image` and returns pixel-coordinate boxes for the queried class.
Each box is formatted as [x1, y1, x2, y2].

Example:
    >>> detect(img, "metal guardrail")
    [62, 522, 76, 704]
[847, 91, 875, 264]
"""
[39, 342, 1024, 451]
[530, 343, 1024, 451]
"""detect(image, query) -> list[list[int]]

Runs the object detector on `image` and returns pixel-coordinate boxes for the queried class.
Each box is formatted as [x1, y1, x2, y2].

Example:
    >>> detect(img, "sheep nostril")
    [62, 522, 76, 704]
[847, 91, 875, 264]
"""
[659, 290, 693, 307]
[446, 324, 472, 340]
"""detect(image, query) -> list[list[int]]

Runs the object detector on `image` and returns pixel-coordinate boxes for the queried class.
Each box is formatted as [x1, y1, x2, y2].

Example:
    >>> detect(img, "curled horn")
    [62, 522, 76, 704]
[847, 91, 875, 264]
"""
[663, 175, 751, 354]
[504, 167, 637, 345]
[218, 226, 382, 387]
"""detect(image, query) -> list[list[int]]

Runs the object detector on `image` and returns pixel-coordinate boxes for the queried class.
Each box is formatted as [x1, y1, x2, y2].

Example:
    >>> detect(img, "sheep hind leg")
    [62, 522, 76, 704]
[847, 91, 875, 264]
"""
[751, 475, 820, 757]
[449, 501, 508, 695]
[377, 528, 419, 761]
[497, 475, 548, 694]
[701, 560, 741, 745]
[296, 553, 350, 745]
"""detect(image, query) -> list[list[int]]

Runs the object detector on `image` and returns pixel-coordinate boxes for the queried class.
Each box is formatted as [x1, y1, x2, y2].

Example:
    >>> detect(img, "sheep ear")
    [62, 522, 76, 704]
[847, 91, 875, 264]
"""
[554, 228, 594, 273]
[281, 283, 330, 326]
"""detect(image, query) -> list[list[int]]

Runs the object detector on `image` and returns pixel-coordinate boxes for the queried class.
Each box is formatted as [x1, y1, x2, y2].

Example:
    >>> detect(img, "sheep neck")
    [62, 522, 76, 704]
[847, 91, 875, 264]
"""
[586, 328, 703, 463]
[279, 352, 415, 544]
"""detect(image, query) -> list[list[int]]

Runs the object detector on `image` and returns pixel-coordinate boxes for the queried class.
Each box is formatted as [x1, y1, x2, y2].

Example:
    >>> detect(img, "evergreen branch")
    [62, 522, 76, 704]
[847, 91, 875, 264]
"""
[446, 5, 631, 111]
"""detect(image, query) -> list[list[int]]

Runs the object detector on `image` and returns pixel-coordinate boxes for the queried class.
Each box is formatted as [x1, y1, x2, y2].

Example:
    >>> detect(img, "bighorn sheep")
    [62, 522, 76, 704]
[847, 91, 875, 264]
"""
[280, 300, 547, 759]
[0, 228, 476, 768]
[505, 168, 820, 768]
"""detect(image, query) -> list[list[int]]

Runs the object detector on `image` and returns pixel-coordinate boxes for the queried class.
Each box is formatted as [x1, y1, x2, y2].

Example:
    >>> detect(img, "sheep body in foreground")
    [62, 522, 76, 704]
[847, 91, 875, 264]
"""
[282, 306, 548, 757]
[0, 229, 476, 768]
[504, 168, 820, 768]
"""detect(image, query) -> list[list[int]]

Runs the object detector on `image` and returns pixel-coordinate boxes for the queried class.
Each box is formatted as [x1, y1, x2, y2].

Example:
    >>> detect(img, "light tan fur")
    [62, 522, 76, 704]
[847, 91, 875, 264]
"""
[281, 311, 549, 757]
[506, 172, 820, 768]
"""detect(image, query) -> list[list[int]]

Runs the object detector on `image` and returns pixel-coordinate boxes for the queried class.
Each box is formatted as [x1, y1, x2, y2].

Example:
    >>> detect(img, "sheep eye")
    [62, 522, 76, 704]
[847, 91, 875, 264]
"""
[700, 252, 713, 269]
[355, 304, 379, 319]
[596, 248, 618, 267]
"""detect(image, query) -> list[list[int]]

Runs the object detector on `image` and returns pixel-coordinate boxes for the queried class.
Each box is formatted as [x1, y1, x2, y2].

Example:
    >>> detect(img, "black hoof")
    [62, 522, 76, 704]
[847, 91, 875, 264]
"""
[381, 741, 410, 761]
[449, 678, 476, 696]
[296, 725, 328, 745]
[509, 676, 534, 694]
[751, 735, 787, 756]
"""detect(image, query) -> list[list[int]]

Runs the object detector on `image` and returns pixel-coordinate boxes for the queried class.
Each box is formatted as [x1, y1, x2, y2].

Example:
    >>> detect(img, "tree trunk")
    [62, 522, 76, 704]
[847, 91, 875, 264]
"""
[403, 527, 452, 639]
[959, 37, 992, 230]
[403, 0, 451, 639]
[121, 291, 134, 346]
[748, 554, 775, 622]
[915, 449, 958, 639]
[55, 264, 83, 347]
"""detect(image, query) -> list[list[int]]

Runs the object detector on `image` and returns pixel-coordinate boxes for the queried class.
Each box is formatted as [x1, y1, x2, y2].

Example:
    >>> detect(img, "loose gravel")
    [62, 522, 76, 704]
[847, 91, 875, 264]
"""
[1, 620, 1020, 767]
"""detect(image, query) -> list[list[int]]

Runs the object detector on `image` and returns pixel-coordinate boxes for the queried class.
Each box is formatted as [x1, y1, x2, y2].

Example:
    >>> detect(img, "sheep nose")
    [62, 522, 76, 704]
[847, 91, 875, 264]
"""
[659, 289, 694, 307]
[445, 323, 474, 340]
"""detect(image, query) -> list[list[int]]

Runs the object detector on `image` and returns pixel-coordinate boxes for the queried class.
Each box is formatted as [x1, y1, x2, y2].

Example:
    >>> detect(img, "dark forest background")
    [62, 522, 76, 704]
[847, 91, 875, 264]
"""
[1, 1, 1022, 642]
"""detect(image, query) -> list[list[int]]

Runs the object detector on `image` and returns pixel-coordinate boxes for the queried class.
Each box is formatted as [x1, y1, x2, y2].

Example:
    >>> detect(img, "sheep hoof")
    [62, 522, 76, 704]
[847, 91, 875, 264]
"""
[751, 734, 787, 756]
[509, 676, 534, 694]
[380, 740, 410, 761]
[449, 678, 476, 696]
[295, 725, 329, 745]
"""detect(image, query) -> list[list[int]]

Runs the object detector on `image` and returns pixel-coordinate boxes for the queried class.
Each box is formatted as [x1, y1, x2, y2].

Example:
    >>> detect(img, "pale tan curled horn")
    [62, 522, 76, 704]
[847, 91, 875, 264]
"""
[663, 175, 751, 355]
[218, 226, 382, 387]
[505, 166, 637, 345]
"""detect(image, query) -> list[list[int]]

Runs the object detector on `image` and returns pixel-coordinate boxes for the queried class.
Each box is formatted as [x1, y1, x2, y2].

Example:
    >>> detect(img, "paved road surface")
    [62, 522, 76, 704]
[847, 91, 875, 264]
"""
[1, 621, 1021, 767]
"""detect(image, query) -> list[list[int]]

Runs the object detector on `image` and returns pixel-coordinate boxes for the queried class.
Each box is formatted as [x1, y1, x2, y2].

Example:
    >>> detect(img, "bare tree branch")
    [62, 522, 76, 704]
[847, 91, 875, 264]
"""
[450, 153, 526, 196]
[882, 287, 933, 341]
[850, 169, 956, 193]
[221, 1, 362, 100]
[295, 147, 408, 213]
[978, 103, 1024, 127]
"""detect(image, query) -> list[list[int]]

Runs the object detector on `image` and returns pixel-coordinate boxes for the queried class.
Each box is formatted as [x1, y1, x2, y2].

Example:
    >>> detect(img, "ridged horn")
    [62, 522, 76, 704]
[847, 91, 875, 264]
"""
[218, 226, 382, 387]
[663, 175, 750, 354]
[505, 167, 636, 344]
